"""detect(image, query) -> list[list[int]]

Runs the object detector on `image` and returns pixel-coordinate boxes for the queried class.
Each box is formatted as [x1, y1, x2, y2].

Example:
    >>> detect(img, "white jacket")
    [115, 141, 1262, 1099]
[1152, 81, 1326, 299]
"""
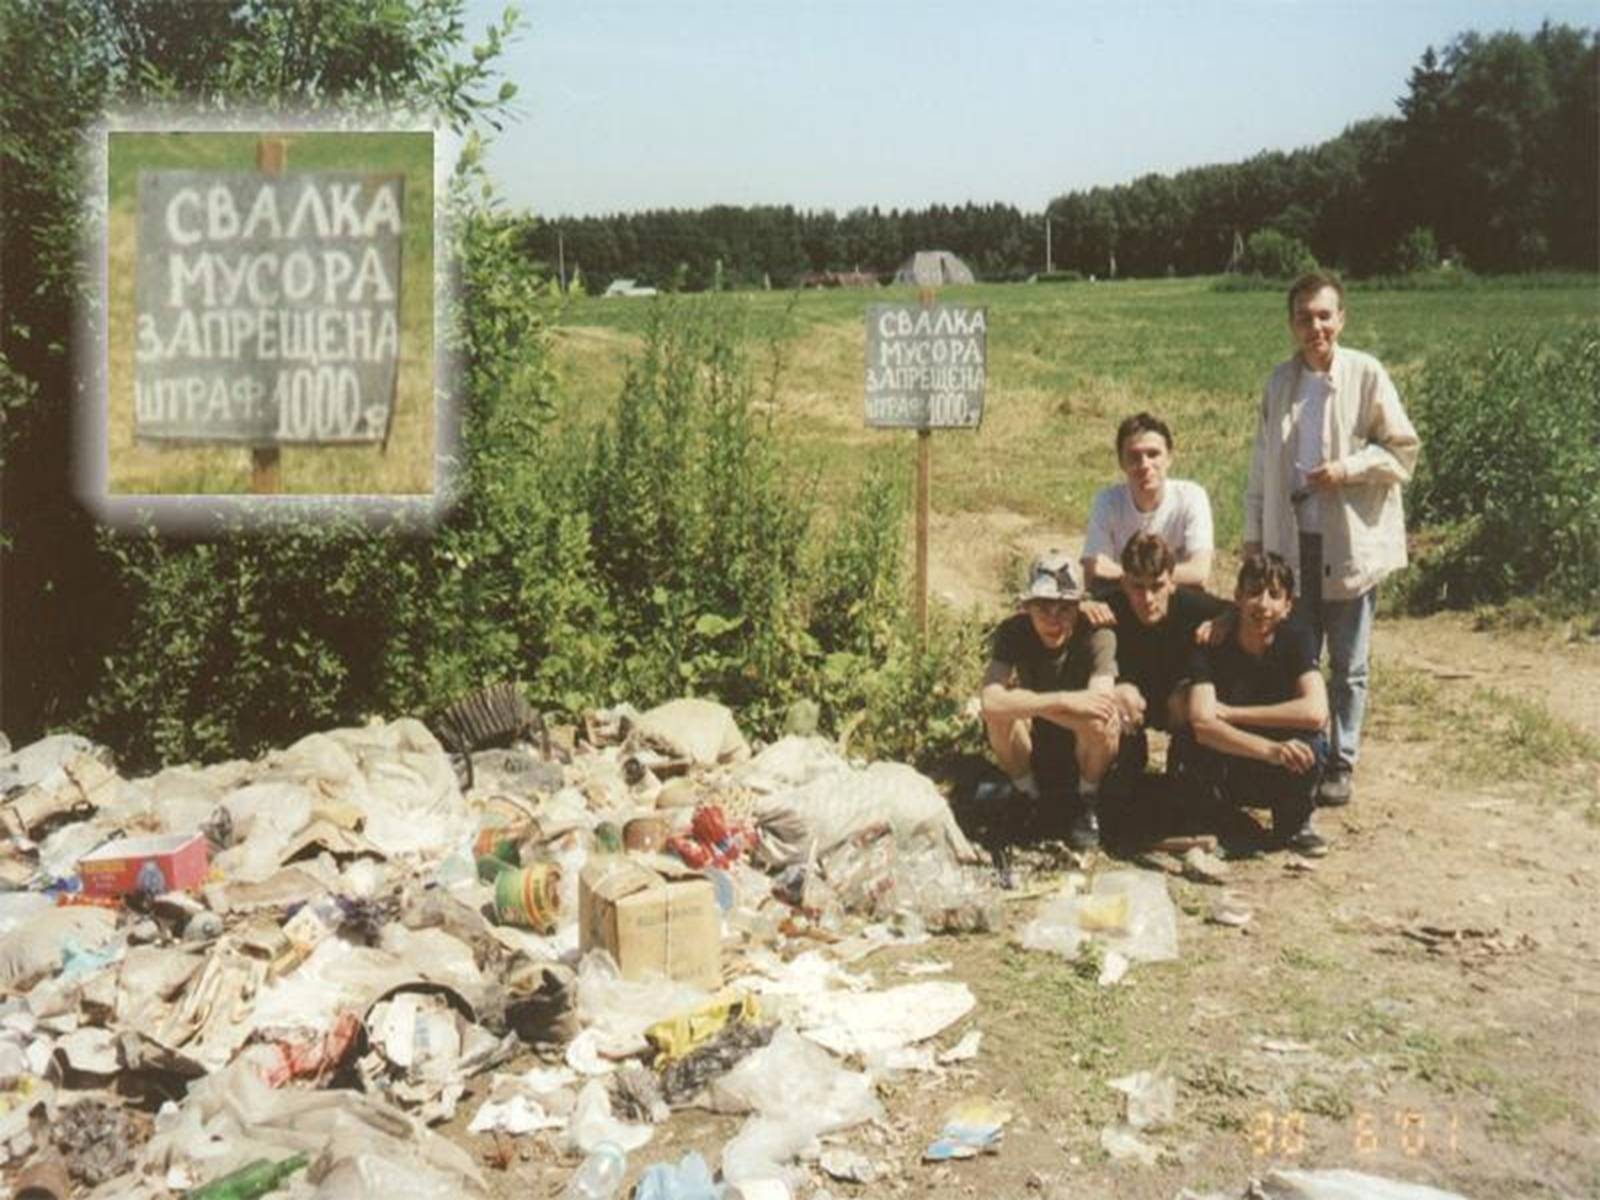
[1244, 347, 1420, 601]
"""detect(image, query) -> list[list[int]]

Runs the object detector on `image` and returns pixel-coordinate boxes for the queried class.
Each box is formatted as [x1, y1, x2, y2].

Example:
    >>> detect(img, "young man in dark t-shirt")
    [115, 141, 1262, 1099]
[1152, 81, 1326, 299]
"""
[1105, 533, 1229, 745]
[981, 550, 1121, 849]
[1184, 552, 1330, 855]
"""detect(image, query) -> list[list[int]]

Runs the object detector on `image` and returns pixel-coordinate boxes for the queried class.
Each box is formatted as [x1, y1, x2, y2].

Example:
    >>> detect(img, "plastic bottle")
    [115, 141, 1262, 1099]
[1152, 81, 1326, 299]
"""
[564, 1140, 627, 1199]
[186, 1153, 309, 1200]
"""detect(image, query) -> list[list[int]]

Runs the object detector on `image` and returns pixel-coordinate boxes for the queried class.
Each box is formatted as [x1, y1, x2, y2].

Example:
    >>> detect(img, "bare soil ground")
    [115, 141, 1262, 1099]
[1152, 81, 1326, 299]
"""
[448, 514, 1599, 1199]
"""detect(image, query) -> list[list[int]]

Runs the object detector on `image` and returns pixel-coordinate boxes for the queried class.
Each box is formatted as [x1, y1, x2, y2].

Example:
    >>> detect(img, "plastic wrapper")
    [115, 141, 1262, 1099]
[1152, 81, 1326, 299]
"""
[567, 1078, 654, 1154]
[1263, 1169, 1469, 1200]
[737, 744, 979, 864]
[0, 905, 118, 990]
[1020, 869, 1179, 964]
[635, 698, 750, 765]
[789, 980, 975, 1058]
[575, 951, 713, 1059]
[141, 1057, 487, 1196]
[720, 1117, 813, 1189]
[708, 1027, 880, 1132]
[214, 782, 315, 884]
[634, 1151, 723, 1200]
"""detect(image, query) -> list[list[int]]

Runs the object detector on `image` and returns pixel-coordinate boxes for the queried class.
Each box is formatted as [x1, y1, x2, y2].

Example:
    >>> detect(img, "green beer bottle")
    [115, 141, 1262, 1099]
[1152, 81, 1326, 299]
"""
[187, 1153, 309, 1199]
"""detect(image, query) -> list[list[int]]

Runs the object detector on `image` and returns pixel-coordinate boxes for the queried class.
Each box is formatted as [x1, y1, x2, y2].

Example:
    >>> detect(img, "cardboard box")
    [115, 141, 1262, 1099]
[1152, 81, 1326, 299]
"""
[78, 831, 209, 896]
[579, 857, 721, 990]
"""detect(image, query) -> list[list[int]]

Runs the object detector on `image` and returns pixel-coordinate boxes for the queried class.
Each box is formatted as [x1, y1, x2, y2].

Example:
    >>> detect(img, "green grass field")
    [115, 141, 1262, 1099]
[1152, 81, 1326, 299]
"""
[105, 130, 435, 494]
[552, 278, 1599, 553]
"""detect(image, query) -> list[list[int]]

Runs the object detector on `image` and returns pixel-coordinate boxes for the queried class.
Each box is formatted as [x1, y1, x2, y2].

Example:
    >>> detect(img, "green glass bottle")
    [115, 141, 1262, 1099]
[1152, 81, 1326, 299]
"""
[186, 1153, 308, 1199]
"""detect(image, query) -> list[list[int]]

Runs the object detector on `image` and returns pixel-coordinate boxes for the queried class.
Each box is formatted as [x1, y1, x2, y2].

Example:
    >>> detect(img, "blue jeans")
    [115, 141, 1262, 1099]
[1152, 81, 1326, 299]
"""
[1297, 534, 1376, 775]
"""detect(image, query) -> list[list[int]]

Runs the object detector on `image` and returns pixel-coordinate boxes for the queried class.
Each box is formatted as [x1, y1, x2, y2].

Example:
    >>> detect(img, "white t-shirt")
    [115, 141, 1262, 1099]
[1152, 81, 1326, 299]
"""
[1292, 371, 1331, 534]
[1082, 478, 1214, 569]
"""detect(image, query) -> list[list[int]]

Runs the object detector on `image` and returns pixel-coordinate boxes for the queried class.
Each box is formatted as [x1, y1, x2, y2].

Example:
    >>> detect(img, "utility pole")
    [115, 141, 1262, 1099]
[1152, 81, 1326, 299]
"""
[1045, 215, 1053, 274]
[557, 230, 567, 294]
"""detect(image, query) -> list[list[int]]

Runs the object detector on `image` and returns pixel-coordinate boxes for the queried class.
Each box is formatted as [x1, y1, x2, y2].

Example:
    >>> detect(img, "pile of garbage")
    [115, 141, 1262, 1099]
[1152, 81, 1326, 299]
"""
[0, 695, 1027, 1198]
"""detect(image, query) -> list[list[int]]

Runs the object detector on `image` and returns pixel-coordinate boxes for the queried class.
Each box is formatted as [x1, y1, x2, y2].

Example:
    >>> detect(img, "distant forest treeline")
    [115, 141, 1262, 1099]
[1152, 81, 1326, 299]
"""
[521, 25, 1596, 291]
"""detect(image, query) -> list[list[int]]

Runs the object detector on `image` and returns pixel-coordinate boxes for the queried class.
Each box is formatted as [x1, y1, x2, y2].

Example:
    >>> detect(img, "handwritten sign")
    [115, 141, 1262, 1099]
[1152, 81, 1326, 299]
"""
[863, 304, 985, 429]
[133, 170, 404, 444]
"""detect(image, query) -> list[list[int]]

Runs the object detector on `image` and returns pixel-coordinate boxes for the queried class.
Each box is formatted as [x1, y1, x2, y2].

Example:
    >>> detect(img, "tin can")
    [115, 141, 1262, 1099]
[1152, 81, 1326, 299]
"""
[623, 814, 668, 854]
[492, 863, 562, 932]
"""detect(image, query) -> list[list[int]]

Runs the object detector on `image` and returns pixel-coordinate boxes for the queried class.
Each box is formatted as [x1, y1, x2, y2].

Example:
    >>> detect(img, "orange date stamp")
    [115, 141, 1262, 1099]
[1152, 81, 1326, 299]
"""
[1249, 1108, 1461, 1158]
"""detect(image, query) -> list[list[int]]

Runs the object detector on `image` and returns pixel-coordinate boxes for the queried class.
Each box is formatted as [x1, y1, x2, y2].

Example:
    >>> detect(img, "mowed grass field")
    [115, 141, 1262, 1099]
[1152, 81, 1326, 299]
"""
[551, 278, 1599, 561]
[105, 130, 435, 495]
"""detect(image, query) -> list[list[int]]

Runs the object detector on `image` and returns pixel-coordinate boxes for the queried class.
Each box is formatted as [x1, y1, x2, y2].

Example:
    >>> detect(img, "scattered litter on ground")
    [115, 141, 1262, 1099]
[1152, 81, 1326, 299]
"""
[0, 697, 1495, 1198]
[1400, 923, 1537, 959]
[1099, 1120, 1161, 1165]
[1181, 846, 1231, 884]
[1108, 1067, 1176, 1129]
[1019, 868, 1179, 969]
[923, 1098, 1010, 1160]
[1260, 1168, 1471, 1199]
[937, 1029, 982, 1063]
[1209, 894, 1254, 928]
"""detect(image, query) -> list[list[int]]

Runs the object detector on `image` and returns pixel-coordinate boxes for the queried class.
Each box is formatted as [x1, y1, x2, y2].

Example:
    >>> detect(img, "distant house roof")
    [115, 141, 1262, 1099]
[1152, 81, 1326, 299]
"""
[893, 250, 976, 287]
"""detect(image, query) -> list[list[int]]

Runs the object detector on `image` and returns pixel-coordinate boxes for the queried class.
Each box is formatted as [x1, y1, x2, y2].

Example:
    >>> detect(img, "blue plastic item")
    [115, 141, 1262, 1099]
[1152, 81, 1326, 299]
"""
[633, 1151, 724, 1200]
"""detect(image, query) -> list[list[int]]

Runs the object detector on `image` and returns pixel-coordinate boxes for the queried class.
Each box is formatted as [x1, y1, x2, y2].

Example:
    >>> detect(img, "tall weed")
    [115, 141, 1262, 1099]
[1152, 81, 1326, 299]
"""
[1399, 332, 1600, 612]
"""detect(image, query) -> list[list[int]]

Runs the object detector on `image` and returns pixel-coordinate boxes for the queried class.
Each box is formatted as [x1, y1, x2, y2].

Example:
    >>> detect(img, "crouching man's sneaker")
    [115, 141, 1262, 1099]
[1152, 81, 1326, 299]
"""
[1282, 823, 1329, 858]
[1067, 801, 1101, 851]
[1317, 768, 1353, 807]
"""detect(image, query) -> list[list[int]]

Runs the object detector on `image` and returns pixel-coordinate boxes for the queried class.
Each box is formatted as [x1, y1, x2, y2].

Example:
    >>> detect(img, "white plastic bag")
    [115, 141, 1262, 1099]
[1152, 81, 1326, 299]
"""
[1021, 869, 1178, 964]
[1264, 1169, 1470, 1200]
[709, 1027, 881, 1130]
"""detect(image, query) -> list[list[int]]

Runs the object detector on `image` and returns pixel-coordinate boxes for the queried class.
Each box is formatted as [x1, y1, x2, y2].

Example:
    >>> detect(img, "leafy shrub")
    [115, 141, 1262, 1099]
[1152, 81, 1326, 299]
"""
[580, 296, 816, 730]
[82, 243, 982, 768]
[1393, 226, 1439, 274]
[1240, 229, 1317, 280]
[1398, 332, 1600, 613]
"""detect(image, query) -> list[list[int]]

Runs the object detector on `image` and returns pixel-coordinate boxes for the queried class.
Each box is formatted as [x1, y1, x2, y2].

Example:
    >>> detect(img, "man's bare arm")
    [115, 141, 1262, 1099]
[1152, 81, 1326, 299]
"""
[1213, 670, 1327, 731]
[1189, 681, 1314, 772]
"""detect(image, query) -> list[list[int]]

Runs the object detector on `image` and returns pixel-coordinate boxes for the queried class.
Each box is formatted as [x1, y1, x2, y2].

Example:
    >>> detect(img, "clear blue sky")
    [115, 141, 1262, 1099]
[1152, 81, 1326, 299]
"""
[464, 2, 1595, 218]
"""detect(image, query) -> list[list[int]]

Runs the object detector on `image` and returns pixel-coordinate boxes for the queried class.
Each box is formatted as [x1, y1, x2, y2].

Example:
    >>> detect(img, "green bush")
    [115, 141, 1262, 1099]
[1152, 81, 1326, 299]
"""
[1398, 332, 1600, 613]
[81, 232, 981, 768]
[1393, 226, 1439, 274]
[1240, 229, 1317, 280]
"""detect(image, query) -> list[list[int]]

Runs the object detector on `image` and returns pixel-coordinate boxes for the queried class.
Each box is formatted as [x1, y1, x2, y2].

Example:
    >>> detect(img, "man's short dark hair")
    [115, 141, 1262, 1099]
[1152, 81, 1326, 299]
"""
[1237, 551, 1295, 598]
[1115, 411, 1173, 457]
[1287, 270, 1345, 317]
[1121, 532, 1175, 580]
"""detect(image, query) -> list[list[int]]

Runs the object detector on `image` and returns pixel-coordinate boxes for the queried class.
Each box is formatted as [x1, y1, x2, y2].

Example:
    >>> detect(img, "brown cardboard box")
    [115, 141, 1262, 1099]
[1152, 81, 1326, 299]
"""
[579, 857, 722, 990]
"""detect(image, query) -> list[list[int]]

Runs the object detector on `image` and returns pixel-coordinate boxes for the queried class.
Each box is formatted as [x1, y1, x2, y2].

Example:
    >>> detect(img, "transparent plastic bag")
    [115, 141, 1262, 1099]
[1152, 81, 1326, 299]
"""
[1020, 869, 1177, 963]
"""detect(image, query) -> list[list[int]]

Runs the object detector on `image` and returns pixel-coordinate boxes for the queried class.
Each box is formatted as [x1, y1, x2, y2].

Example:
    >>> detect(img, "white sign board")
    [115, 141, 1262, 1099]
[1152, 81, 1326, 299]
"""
[133, 170, 404, 445]
[864, 304, 986, 429]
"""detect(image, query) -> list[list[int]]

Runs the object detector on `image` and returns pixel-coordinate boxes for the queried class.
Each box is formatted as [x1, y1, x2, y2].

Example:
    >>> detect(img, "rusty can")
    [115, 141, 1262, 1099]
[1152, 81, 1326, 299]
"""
[623, 814, 668, 854]
[492, 863, 562, 932]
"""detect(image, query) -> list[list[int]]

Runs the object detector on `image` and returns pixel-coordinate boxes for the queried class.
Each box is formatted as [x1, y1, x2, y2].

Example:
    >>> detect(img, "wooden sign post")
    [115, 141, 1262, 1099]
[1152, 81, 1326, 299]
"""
[253, 137, 285, 493]
[863, 292, 987, 644]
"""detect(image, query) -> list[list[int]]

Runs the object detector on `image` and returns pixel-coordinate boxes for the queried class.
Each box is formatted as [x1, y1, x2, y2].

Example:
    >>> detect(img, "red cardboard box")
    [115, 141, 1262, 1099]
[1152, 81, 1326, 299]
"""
[77, 832, 209, 896]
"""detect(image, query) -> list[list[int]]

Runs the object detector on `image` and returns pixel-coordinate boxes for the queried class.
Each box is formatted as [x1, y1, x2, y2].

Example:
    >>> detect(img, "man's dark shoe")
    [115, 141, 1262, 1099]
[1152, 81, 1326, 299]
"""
[1067, 801, 1101, 851]
[1316, 769, 1353, 807]
[1283, 824, 1329, 857]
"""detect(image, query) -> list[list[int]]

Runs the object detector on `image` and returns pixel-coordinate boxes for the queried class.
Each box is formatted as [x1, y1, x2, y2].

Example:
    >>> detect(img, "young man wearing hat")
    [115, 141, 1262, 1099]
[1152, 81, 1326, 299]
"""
[980, 550, 1122, 849]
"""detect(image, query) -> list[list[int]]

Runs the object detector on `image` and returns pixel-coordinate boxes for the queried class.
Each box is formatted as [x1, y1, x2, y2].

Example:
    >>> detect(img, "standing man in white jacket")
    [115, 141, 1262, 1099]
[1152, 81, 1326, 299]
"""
[1244, 271, 1420, 807]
